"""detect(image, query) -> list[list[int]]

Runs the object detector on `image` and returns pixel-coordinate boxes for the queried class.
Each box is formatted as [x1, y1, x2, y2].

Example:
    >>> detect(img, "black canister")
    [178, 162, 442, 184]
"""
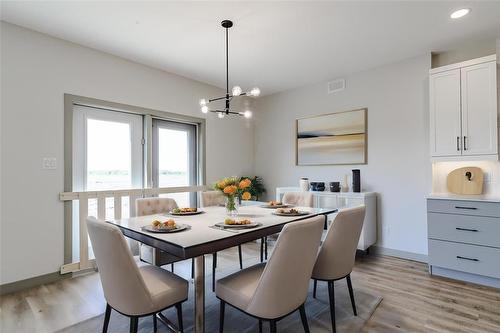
[352, 169, 361, 192]
[330, 182, 340, 192]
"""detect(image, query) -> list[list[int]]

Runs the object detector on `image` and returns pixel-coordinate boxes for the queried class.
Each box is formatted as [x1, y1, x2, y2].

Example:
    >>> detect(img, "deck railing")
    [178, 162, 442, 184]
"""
[59, 185, 208, 274]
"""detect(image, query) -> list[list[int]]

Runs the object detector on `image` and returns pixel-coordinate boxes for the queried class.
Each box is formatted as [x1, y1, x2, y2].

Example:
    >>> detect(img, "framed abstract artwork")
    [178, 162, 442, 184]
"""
[296, 108, 367, 165]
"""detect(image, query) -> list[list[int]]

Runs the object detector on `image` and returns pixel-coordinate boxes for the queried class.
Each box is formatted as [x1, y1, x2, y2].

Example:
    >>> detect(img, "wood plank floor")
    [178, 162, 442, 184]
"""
[1, 243, 499, 333]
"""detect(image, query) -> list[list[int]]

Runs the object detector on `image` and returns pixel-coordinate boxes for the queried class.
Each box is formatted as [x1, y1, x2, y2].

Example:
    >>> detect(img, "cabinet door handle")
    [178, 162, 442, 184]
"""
[463, 136, 467, 151]
[456, 256, 479, 262]
[456, 136, 460, 151]
[456, 227, 478, 232]
[454, 206, 477, 210]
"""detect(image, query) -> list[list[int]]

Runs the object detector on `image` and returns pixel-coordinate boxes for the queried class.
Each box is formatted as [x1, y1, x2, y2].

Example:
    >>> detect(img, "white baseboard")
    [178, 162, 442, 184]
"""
[371, 245, 428, 263]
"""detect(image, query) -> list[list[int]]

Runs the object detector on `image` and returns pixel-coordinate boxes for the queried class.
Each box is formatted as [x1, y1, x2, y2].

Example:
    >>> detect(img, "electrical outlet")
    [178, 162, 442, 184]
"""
[42, 157, 57, 170]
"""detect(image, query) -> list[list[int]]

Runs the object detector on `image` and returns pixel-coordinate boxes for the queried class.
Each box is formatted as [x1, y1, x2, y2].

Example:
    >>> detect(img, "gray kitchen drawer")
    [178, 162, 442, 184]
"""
[427, 199, 500, 218]
[428, 212, 500, 248]
[428, 239, 500, 279]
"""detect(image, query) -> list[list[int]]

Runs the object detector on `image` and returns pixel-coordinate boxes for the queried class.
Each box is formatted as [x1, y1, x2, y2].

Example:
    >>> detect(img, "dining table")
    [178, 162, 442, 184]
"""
[107, 203, 337, 333]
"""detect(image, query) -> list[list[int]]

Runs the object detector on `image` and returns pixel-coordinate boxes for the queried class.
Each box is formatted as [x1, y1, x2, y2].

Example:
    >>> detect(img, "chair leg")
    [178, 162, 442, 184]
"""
[191, 258, 195, 279]
[258, 319, 263, 333]
[152, 313, 157, 333]
[129, 316, 138, 333]
[299, 304, 310, 333]
[264, 237, 268, 260]
[238, 245, 243, 269]
[219, 300, 225, 333]
[346, 274, 357, 316]
[171, 263, 174, 273]
[328, 281, 336, 333]
[260, 238, 264, 262]
[102, 303, 111, 333]
[270, 320, 277, 333]
[313, 279, 317, 299]
[176, 303, 184, 333]
[212, 252, 217, 292]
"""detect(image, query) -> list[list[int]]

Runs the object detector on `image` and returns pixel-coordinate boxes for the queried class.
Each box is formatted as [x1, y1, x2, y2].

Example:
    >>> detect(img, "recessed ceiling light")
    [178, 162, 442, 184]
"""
[450, 8, 470, 19]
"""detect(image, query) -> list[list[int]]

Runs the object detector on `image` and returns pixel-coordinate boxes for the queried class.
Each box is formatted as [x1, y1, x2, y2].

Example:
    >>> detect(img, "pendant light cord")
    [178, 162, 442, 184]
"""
[226, 26, 229, 95]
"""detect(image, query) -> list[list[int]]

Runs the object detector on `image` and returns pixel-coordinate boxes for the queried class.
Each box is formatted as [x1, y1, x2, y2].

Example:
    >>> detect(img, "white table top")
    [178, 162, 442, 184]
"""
[108, 205, 336, 258]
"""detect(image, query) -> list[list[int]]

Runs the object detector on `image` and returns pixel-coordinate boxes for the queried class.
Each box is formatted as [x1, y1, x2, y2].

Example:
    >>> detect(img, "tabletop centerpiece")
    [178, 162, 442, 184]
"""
[214, 177, 252, 217]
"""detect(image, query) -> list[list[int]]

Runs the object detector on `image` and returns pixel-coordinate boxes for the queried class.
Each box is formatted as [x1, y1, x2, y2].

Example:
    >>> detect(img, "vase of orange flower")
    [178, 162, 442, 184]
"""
[214, 177, 252, 217]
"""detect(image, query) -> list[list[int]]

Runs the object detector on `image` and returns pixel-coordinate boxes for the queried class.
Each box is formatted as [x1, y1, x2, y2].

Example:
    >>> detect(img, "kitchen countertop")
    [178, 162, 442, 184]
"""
[427, 193, 500, 203]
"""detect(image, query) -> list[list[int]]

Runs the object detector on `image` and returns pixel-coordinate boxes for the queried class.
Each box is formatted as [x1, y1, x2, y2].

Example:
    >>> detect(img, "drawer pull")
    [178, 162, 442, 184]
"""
[454, 206, 477, 210]
[455, 227, 479, 232]
[456, 256, 479, 262]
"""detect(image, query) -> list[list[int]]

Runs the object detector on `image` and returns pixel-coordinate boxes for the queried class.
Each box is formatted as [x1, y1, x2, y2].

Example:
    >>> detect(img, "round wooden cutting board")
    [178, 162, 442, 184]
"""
[446, 167, 484, 195]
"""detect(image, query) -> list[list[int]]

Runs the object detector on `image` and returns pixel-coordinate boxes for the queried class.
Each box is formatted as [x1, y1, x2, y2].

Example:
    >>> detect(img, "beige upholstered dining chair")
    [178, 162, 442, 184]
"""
[200, 190, 225, 207]
[137, 197, 179, 271]
[87, 217, 188, 333]
[259, 192, 315, 262]
[215, 215, 325, 333]
[201, 191, 244, 292]
[311, 206, 366, 333]
[282, 192, 314, 207]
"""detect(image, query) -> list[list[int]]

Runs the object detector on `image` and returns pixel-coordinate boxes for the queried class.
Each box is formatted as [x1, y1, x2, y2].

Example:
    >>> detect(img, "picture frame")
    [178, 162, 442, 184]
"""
[296, 108, 367, 165]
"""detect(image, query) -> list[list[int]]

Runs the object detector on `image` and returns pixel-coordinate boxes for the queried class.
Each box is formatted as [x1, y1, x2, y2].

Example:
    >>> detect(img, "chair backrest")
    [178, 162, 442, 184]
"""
[312, 206, 366, 280]
[86, 217, 154, 315]
[201, 191, 225, 207]
[246, 216, 324, 319]
[136, 197, 178, 216]
[282, 192, 314, 207]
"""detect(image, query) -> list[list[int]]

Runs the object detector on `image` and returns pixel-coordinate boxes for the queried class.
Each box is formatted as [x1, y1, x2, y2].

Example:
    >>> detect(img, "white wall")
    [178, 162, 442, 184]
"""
[254, 55, 432, 256]
[0, 22, 254, 285]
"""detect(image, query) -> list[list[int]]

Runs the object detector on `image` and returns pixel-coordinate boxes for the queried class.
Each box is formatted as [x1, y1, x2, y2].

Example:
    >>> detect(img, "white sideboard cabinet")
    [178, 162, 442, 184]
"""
[276, 187, 377, 251]
[429, 55, 498, 160]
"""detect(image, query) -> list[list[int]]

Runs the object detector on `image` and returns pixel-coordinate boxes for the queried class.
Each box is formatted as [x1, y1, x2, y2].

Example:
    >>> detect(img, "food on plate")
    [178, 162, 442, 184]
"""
[268, 200, 282, 206]
[172, 207, 198, 214]
[164, 219, 176, 227]
[276, 208, 299, 214]
[152, 219, 176, 229]
[224, 218, 252, 225]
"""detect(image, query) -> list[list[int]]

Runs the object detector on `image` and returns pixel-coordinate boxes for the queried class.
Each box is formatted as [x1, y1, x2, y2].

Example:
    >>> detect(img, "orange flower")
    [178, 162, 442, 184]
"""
[217, 180, 226, 189]
[223, 185, 237, 195]
[241, 191, 251, 200]
[239, 178, 251, 189]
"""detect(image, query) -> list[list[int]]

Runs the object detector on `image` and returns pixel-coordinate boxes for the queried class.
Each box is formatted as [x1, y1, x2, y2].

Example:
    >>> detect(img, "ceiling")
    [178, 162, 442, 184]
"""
[1, 1, 500, 95]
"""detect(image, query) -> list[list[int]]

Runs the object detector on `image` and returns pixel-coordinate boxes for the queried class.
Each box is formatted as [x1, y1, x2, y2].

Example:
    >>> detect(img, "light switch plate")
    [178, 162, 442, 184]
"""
[42, 157, 57, 169]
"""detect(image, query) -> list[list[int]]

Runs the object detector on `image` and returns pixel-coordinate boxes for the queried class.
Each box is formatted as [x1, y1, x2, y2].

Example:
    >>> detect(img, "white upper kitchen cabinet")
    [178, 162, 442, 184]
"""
[429, 69, 462, 156]
[461, 62, 498, 156]
[429, 55, 498, 160]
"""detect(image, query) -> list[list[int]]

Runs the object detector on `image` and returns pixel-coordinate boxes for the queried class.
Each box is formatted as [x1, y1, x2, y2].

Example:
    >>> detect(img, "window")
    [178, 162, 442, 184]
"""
[72, 105, 143, 261]
[67, 96, 205, 263]
[152, 119, 198, 207]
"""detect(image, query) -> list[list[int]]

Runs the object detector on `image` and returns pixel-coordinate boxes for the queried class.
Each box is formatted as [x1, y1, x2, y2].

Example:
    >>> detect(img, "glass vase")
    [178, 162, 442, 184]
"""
[225, 195, 239, 217]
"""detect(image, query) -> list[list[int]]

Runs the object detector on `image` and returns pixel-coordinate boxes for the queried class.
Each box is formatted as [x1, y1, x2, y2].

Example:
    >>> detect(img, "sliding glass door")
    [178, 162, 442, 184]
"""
[152, 119, 197, 207]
